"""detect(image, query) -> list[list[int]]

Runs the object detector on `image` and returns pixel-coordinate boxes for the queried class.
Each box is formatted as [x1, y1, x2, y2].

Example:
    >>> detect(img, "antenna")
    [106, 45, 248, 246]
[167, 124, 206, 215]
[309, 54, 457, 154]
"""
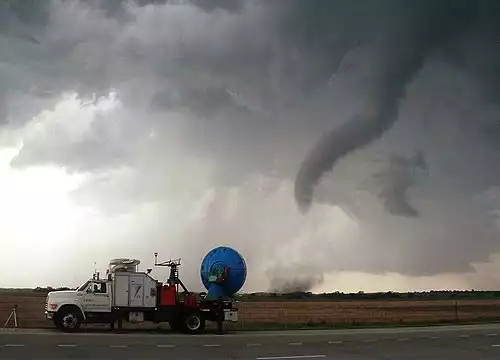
[154, 253, 181, 268]
[153, 252, 188, 292]
[92, 261, 100, 280]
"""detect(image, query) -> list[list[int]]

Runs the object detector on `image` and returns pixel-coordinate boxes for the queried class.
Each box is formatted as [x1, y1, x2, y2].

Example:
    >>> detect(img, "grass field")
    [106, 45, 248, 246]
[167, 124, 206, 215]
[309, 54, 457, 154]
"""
[2, 291, 500, 330]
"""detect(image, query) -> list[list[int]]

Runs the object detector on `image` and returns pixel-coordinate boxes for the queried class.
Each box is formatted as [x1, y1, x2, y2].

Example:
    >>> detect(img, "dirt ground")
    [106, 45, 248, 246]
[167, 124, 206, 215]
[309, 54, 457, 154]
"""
[1, 293, 500, 329]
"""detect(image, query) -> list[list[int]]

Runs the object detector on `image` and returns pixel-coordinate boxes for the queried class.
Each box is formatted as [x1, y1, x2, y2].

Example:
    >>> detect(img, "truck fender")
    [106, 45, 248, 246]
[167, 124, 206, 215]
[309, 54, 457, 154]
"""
[56, 303, 86, 321]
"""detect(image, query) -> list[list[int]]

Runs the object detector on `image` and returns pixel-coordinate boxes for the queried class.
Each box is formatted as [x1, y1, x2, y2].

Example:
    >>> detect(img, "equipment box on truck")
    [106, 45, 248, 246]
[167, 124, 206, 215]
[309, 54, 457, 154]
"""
[112, 272, 157, 308]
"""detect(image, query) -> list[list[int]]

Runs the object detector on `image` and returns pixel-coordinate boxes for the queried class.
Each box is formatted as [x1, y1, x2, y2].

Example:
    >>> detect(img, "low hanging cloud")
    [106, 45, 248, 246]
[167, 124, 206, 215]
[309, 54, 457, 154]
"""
[1, 0, 500, 290]
[372, 151, 428, 218]
[267, 264, 325, 294]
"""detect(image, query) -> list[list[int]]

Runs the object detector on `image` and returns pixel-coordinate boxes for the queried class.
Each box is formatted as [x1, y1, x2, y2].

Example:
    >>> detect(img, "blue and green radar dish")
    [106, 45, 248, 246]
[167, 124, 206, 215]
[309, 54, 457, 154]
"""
[200, 246, 247, 300]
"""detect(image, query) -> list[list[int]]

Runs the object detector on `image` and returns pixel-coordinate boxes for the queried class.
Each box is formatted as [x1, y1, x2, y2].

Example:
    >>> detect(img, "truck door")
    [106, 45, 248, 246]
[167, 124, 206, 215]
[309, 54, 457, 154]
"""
[129, 276, 145, 307]
[83, 281, 112, 313]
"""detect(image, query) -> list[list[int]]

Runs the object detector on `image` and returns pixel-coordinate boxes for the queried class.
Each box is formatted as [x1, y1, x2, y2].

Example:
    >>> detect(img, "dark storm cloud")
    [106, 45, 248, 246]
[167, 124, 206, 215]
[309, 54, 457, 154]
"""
[2, 0, 500, 286]
[372, 152, 428, 218]
[294, 0, 476, 213]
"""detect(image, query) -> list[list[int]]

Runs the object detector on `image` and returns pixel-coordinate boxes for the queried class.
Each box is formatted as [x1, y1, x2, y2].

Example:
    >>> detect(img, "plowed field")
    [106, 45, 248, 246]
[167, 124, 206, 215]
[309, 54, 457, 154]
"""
[1, 293, 500, 329]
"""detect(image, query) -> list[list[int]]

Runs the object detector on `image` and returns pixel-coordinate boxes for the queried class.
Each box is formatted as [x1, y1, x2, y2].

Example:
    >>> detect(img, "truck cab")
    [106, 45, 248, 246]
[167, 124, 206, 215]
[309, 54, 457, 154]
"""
[45, 278, 113, 331]
[80, 279, 113, 313]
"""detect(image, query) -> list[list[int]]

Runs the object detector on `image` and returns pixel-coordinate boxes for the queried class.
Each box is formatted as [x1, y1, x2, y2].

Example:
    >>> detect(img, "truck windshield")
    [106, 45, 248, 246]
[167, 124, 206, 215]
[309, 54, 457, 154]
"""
[77, 281, 90, 292]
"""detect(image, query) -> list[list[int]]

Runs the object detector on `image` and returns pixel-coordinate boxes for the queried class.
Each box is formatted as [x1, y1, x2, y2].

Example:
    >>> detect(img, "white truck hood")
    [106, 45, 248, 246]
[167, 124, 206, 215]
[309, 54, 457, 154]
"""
[46, 290, 82, 312]
[48, 290, 78, 297]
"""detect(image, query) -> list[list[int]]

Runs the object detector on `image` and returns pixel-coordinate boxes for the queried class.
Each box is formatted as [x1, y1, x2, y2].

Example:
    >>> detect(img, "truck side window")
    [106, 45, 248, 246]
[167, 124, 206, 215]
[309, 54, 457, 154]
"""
[94, 283, 107, 294]
[100, 283, 107, 294]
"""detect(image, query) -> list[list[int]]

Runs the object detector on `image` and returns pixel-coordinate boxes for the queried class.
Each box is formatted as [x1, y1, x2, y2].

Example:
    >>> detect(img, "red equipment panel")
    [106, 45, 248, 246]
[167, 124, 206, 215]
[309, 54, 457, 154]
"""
[160, 284, 177, 306]
[184, 294, 198, 308]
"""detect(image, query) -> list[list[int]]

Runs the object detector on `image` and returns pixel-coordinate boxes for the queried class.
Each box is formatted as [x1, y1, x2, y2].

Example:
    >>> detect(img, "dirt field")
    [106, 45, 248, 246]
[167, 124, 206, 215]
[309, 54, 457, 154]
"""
[2, 293, 500, 329]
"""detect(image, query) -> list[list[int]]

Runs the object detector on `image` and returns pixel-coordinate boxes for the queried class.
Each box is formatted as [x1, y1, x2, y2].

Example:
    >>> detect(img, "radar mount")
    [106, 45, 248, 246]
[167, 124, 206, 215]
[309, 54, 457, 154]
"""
[154, 253, 189, 293]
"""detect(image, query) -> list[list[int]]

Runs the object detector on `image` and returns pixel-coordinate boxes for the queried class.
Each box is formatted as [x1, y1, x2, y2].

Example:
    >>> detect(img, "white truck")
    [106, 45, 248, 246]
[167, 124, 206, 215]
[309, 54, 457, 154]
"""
[45, 258, 237, 333]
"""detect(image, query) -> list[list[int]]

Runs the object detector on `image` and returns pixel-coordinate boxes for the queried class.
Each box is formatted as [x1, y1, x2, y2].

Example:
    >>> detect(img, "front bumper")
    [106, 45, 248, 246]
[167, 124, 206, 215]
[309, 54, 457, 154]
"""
[45, 311, 54, 320]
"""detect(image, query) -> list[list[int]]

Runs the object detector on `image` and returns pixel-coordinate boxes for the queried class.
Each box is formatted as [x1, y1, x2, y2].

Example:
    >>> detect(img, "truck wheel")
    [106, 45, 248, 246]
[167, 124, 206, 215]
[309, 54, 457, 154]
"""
[183, 312, 205, 334]
[55, 308, 82, 333]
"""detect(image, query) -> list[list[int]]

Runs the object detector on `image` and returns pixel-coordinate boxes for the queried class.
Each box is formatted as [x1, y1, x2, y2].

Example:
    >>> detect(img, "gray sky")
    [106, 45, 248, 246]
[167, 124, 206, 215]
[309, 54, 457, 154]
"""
[1, 0, 500, 293]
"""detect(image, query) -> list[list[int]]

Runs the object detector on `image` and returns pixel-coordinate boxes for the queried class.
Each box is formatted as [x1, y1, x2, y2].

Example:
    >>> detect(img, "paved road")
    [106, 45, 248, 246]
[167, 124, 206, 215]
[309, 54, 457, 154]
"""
[1, 324, 500, 359]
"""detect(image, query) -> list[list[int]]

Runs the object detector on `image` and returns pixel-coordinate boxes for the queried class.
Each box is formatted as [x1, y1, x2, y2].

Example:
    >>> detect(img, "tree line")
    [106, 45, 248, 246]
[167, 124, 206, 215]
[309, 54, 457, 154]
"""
[235, 290, 500, 301]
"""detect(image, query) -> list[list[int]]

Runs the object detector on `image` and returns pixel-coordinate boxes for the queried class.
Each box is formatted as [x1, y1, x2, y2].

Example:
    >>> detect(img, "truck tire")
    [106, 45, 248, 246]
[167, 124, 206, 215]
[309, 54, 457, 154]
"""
[55, 307, 82, 333]
[182, 312, 205, 334]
